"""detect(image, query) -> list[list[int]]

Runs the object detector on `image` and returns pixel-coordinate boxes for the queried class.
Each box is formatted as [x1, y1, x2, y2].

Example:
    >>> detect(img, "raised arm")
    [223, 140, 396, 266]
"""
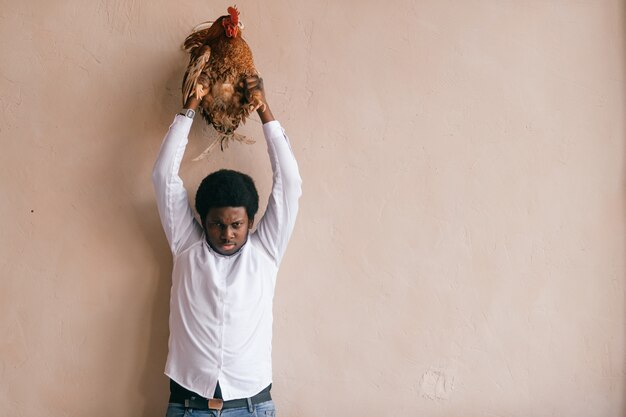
[151, 92, 205, 254]
[247, 76, 303, 264]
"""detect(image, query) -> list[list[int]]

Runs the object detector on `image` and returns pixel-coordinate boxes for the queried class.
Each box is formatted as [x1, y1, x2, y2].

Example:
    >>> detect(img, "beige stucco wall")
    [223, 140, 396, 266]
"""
[1, 1, 624, 416]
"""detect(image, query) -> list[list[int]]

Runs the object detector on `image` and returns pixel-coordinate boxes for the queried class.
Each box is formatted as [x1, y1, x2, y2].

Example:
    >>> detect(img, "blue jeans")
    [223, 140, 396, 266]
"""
[165, 400, 276, 417]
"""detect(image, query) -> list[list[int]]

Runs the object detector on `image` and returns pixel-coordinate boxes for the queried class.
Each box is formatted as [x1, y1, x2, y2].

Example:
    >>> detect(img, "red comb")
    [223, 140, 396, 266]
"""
[227, 6, 239, 25]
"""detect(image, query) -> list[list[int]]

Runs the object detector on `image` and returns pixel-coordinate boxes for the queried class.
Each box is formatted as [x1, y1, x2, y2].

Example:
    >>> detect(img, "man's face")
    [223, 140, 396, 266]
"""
[204, 206, 253, 256]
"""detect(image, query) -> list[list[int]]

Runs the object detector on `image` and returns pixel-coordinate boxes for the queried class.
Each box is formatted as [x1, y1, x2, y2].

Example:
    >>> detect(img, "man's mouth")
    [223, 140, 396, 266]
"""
[221, 242, 236, 250]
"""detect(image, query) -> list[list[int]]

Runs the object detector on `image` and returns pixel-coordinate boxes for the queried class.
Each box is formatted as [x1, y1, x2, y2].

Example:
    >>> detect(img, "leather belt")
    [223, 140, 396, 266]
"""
[177, 389, 272, 410]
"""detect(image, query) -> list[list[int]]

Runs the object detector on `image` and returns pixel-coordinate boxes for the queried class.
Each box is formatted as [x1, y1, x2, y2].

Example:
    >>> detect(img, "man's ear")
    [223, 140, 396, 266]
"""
[248, 217, 254, 229]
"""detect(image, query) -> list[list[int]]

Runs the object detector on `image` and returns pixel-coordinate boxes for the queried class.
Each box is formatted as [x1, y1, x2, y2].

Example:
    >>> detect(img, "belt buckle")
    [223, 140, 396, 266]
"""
[208, 399, 224, 410]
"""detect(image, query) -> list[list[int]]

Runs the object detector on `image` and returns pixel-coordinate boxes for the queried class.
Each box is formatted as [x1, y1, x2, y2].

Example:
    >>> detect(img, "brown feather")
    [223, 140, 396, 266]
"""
[182, 45, 211, 103]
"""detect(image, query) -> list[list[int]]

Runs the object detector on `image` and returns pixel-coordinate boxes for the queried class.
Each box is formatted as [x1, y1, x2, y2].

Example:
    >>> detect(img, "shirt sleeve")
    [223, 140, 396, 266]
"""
[254, 121, 303, 265]
[152, 115, 203, 255]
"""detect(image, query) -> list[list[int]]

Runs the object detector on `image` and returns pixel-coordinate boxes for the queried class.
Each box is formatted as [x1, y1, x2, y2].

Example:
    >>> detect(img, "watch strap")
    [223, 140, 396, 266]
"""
[179, 108, 196, 119]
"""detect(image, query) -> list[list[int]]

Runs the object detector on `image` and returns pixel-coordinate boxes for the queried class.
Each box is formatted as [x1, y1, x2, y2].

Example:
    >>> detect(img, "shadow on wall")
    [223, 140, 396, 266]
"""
[135, 65, 184, 417]
[622, 3, 626, 415]
[103, 59, 185, 416]
[620, 2, 626, 416]
[134, 199, 172, 417]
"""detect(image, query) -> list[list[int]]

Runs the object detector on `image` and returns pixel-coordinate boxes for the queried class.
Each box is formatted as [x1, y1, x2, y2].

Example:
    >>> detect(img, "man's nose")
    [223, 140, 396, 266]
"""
[221, 226, 234, 240]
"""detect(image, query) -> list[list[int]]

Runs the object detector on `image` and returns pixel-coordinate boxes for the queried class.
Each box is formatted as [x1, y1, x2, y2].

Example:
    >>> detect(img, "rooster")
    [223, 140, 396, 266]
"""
[182, 6, 264, 158]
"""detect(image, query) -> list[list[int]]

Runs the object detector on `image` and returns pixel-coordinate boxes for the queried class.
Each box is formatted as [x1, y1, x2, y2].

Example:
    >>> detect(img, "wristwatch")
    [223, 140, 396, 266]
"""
[179, 108, 196, 119]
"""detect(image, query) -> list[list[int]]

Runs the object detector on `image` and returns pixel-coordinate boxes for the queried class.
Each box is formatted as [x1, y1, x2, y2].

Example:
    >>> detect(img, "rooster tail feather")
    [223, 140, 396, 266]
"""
[192, 20, 214, 32]
[191, 132, 255, 161]
[231, 132, 255, 145]
[183, 17, 227, 52]
[181, 22, 213, 51]
[192, 136, 222, 161]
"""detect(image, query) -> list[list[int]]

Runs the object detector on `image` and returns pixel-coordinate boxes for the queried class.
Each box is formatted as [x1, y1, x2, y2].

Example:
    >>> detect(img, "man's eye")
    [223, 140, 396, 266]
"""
[232, 223, 241, 228]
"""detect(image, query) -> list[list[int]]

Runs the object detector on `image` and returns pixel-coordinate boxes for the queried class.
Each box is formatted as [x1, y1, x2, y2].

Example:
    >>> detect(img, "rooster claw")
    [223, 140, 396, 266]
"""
[249, 101, 266, 113]
[194, 84, 205, 99]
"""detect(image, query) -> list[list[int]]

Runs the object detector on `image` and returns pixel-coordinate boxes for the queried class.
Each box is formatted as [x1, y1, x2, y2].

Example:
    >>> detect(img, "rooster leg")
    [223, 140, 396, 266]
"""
[248, 91, 267, 113]
[249, 100, 267, 113]
[194, 84, 206, 100]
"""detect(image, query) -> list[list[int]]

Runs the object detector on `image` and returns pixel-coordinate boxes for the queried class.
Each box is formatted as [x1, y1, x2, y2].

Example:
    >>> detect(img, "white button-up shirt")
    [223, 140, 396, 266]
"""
[152, 115, 302, 400]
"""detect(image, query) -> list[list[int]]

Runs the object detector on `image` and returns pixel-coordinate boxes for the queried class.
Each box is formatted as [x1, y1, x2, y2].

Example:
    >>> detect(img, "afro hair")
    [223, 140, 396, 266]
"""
[195, 169, 259, 222]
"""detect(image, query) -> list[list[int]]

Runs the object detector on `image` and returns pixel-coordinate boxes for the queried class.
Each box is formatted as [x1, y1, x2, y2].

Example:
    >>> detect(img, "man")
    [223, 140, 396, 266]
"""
[152, 75, 302, 416]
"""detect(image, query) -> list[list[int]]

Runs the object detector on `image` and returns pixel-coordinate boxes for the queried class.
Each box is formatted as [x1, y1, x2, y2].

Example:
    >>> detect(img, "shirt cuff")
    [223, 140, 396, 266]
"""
[262, 120, 283, 139]
[171, 114, 194, 133]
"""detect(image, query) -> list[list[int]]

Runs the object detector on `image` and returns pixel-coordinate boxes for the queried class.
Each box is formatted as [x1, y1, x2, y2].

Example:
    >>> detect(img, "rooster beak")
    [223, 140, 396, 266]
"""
[238, 21, 244, 29]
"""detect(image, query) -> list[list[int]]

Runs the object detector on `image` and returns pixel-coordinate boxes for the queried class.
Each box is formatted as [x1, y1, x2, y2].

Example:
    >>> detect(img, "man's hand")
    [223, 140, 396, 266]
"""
[244, 75, 274, 124]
